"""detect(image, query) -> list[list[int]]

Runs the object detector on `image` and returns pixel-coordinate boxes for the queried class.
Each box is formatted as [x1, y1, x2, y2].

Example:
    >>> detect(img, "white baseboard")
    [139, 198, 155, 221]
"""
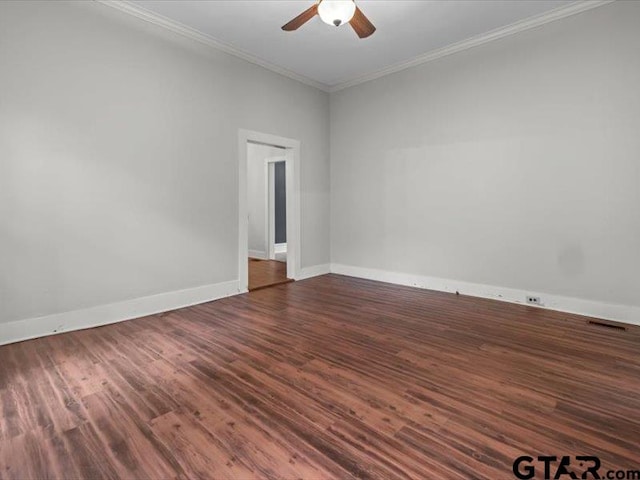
[5, 264, 636, 346]
[274, 243, 287, 254]
[248, 250, 268, 260]
[330, 264, 640, 327]
[0, 280, 240, 346]
[298, 263, 331, 280]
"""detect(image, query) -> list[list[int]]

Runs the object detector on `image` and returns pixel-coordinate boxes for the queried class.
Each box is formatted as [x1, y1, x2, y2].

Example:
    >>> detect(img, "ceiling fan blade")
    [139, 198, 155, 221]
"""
[349, 6, 376, 38]
[281, 4, 318, 31]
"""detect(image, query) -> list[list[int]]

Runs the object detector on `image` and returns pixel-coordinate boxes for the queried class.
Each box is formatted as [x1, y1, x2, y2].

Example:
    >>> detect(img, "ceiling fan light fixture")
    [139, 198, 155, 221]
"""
[317, 0, 356, 27]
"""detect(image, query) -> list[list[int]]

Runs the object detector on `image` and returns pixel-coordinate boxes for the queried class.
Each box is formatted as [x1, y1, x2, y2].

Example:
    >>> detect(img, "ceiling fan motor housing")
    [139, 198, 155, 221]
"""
[281, 0, 375, 39]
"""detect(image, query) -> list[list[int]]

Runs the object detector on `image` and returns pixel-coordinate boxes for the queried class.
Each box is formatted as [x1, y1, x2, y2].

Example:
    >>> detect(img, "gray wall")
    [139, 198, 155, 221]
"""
[274, 162, 287, 245]
[2, 0, 637, 329]
[330, 1, 640, 310]
[0, 1, 330, 324]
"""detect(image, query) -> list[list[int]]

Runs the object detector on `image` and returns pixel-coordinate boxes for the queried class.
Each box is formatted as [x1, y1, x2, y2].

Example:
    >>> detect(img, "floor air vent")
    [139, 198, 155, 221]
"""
[587, 320, 627, 331]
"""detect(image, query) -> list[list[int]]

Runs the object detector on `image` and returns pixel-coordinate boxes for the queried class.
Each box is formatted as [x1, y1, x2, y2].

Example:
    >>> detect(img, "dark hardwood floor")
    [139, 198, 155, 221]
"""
[248, 258, 292, 291]
[1, 274, 639, 480]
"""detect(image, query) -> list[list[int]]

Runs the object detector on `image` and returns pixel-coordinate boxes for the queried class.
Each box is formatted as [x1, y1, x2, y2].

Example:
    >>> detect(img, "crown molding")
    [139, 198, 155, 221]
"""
[329, 0, 616, 92]
[94, 0, 331, 92]
[95, 0, 614, 95]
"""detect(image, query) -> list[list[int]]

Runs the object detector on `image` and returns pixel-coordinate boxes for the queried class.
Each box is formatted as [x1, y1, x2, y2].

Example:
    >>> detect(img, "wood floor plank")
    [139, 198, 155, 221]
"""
[248, 259, 291, 291]
[1, 274, 639, 479]
[81, 391, 178, 479]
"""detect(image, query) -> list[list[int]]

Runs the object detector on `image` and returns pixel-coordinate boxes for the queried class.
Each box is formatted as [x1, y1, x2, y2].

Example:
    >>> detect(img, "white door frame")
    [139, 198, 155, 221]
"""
[265, 157, 285, 261]
[238, 129, 301, 293]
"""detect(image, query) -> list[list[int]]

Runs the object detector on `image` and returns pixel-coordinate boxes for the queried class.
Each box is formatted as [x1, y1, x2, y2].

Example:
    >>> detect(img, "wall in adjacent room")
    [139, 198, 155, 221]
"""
[247, 143, 284, 258]
[0, 1, 330, 334]
[330, 1, 640, 322]
[274, 161, 287, 245]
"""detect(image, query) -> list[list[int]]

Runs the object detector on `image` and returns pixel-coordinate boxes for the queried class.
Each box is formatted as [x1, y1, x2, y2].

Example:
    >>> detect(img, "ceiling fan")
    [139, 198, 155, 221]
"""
[282, 0, 376, 39]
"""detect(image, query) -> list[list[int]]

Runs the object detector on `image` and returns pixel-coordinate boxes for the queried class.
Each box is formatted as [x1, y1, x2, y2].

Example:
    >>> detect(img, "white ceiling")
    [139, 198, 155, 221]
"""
[127, 0, 576, 89]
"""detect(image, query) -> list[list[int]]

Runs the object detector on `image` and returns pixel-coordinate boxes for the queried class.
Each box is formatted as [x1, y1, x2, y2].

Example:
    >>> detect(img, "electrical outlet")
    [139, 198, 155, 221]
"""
[526, 296, 541, 305]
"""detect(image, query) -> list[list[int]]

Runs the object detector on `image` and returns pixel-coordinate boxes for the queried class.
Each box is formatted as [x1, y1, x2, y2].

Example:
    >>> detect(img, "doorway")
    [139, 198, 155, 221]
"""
[267, 158, 287, 263]
[238, 130, 301, 292]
